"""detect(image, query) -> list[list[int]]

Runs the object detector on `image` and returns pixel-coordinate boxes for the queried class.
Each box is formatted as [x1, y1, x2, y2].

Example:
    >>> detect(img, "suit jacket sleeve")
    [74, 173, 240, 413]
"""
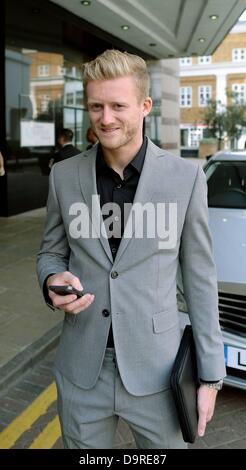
[179, 164, 226, 381]
[36, 166, 70, 298]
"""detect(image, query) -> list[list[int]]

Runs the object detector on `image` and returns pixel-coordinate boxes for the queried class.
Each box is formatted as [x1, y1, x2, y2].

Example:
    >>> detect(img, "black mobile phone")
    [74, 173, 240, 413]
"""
[48, 284, 84, 297]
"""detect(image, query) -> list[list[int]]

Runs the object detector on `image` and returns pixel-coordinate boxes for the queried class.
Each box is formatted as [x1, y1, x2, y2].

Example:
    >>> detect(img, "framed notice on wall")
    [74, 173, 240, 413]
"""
[20, 121, 55, 147]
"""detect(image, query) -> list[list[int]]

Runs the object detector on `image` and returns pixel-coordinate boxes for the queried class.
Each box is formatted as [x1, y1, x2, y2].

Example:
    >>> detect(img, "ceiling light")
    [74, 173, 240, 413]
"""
[121, 25, 130, 31]
[199, 37, 206, 43]
[81, 1, 91, 5]
[209, 15, 219, 20]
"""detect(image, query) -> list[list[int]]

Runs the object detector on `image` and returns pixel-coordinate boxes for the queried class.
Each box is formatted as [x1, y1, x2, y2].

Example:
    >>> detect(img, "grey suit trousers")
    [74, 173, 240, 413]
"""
[54, 349, 187, 449]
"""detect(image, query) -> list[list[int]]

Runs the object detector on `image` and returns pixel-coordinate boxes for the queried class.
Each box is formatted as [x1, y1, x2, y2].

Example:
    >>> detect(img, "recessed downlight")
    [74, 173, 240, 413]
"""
[209, 14, 219, 20]
[121, 25, 130, 30]
[81, 1, 91, 5]
[199, 37, 206, 43]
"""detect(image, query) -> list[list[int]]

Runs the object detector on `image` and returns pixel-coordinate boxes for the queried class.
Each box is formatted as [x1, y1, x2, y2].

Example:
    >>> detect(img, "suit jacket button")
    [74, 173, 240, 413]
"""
[102, 309, 110, 317]
[111, 271, 118, 279]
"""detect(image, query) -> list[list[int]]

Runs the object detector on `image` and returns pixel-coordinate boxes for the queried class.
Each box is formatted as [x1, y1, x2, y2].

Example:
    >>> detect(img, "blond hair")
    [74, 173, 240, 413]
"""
[82, 49, 150, 102]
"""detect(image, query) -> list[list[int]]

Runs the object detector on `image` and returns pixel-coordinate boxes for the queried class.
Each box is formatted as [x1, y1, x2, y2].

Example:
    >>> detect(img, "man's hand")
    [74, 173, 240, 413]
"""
[47, 271, 94, 314]
[197, 385, 218, 437]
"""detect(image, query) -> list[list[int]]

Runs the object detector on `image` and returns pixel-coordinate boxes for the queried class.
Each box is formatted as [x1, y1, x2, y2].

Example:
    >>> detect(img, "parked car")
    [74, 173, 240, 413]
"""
[178, 150, 246, 390]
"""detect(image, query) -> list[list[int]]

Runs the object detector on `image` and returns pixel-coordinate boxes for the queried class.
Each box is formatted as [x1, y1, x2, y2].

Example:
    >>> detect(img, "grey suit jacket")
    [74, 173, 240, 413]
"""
[37, 138, 226, 396]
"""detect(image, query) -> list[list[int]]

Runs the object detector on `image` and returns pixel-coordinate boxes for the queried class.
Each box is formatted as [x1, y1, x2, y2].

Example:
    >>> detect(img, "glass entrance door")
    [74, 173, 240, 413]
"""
[5, 47, 91, 214]
[63, 106, 90, 151]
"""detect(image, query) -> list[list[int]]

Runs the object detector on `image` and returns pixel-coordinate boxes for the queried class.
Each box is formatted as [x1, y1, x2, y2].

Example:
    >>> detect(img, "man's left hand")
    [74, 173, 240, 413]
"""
[197, 385, 218, 437]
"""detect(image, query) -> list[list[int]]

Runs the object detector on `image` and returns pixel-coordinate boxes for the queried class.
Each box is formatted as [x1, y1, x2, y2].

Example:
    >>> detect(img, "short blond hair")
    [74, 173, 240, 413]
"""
[82, 49, 150, 102]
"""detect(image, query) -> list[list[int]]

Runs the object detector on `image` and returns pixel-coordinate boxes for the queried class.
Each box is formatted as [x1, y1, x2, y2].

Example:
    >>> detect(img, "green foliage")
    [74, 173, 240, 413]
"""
[202, 90, 246, 148]
[203, 99, 226, 140]
[225, 92, 246, 141]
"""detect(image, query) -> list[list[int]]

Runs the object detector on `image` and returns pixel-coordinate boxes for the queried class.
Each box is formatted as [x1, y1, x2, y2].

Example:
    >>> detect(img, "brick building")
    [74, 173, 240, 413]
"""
[180, 20, 246, 157]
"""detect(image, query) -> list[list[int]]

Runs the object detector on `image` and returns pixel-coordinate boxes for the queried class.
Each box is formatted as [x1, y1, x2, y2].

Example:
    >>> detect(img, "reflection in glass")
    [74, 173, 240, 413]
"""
[5, 47, 90, 214]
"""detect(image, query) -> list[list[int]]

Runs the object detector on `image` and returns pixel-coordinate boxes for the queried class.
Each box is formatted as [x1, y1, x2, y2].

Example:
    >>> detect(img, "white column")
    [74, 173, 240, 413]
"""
[216, 73, 227, 106]
[148, 59, 180, 156]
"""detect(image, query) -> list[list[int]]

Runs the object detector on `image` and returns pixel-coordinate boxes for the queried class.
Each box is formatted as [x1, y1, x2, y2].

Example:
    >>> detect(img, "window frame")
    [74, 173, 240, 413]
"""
[179, 57, 192, 66]
[180, 86, 192, 107]
[232, 48, 246, 62]
[198, 85, 212, 107]
[232, 83, 246, 105]
[198, 56, 211, 64]
[37, 64, 50, 77]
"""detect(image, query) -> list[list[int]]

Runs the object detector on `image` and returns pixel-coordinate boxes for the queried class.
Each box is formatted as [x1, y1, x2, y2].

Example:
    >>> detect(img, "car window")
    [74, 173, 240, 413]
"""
[206, 161, 246, 208]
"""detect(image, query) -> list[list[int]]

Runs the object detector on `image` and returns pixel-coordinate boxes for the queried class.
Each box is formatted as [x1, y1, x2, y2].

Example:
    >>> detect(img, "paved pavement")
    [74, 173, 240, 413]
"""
[0, 191, 245, 449]
[0, 345, 246, 449]
[0, 208, 61, 370]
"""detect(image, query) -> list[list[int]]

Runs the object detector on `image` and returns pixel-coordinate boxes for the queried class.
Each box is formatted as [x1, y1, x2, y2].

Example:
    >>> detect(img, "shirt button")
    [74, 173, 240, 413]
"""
[111, 271, 118, 279]
[114, 216, 119, 221]
[115, 184, 122, 189]
[102, 309, 110, 317]
[111, 247, 117, 254]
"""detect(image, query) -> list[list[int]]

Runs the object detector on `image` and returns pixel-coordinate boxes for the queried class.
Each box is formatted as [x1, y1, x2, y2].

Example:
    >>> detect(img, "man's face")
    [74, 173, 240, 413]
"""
[87, 76, 152, 152]
[57, 135, 65, 147]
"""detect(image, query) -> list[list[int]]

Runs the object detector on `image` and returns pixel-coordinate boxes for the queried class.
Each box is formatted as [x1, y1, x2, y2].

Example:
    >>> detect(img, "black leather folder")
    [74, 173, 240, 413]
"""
[170, 325, 198, 443]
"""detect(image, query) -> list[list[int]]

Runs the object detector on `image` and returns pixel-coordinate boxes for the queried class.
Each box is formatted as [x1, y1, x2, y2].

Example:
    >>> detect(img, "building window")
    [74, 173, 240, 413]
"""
[198, 55, 211, 64]
[37, 64, 50, 76]
[180, 129, 189, 147]
[190, 128, 203, 147]
[180, 127, 204, 148]
[76, 90, 83, 106]
[66, 92, 74, 106]
[40, 94, 50, 112]
[199, 85, 212, 106]
[232, 84, 246, 104]
[180, 57, 192, 66]
[232, 48, 246, 62]
[180, 87, 192, 107]
[58, 65, 66, 75]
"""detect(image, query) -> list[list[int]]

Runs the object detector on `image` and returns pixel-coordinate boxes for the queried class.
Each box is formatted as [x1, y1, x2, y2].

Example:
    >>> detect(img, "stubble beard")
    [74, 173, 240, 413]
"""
[98, 122, 141, 151]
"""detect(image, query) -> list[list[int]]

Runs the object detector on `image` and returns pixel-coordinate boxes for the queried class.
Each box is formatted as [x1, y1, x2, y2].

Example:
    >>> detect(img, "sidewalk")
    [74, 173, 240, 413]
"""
[0, 208, 62, 381]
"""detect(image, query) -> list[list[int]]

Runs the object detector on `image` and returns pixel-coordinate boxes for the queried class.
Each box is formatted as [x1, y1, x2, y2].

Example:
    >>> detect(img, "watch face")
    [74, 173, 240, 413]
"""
[203, 381, 223, 390]
[214, 384, 222, 390]
[212, 381, 223, 390]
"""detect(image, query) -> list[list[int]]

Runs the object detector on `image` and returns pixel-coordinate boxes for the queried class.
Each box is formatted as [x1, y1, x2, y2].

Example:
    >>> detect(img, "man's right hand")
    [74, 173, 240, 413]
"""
[47, 271, 94, 314]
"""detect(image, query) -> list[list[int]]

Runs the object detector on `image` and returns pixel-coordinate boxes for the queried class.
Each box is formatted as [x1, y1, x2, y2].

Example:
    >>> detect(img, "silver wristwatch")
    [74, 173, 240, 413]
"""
[202, 379, 223, 391]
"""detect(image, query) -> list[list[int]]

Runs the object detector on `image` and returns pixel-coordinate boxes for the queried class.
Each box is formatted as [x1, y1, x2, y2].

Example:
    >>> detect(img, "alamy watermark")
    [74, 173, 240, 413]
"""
[69, 195, 177, 250]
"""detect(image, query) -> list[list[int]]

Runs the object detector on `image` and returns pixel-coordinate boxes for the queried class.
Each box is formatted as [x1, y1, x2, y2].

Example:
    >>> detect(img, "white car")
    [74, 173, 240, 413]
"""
[178, 151, 246, 390]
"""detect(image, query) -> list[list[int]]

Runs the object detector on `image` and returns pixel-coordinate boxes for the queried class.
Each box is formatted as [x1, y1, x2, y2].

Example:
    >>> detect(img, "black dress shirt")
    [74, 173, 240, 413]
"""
[96, 137, 147, 347]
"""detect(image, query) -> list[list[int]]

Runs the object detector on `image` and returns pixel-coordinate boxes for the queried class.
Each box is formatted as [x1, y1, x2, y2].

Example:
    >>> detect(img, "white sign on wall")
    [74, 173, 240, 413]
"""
[20, 121, 55, 147]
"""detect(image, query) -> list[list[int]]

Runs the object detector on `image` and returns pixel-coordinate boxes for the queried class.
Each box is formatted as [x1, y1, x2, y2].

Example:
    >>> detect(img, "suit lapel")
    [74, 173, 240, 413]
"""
[78, 145, 113, 263]
[114, 139, 165, 265]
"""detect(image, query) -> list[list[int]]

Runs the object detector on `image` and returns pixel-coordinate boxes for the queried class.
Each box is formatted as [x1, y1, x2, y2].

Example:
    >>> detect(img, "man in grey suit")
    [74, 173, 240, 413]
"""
[37, 49, 226, 449]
